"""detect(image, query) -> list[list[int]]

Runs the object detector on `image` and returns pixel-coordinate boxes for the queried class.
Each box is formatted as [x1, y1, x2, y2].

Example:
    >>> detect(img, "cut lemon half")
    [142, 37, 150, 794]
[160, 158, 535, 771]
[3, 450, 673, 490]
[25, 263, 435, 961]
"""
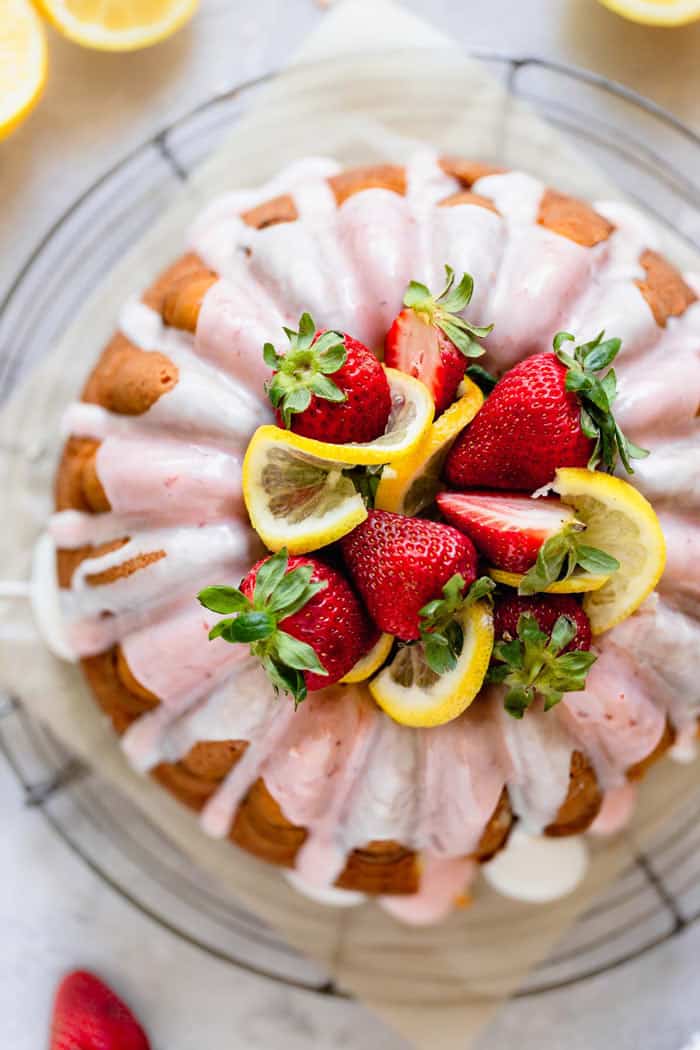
[369, 602, 493, 727]
[243, 427, 368, 554]
[257, 369, 434, 468]
[341, 633, 394, 684]
[597, 0, 700, 25]
[552, 468, 666, 634]
[35, 0, 199, 51]
[488, 567, 611, 594]
[375, 378, 483, 515]
[0, 1, 47, 141]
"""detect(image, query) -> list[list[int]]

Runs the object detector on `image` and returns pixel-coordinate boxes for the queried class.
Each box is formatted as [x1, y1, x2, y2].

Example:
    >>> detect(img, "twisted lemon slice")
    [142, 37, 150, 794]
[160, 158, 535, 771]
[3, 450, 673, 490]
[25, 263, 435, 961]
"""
[369, 602, 493, 728]
[341, 633, 394, 684]
[243, 370, 434, 553]
[552, 468, 666, 634]
[375, 378, 483, 515]
[488, 568, 611, 594]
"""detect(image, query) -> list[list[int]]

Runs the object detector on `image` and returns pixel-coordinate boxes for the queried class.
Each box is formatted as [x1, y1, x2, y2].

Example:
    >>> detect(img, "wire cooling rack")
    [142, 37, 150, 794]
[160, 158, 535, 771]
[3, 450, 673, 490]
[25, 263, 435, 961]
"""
[1, 53, 700, 1000]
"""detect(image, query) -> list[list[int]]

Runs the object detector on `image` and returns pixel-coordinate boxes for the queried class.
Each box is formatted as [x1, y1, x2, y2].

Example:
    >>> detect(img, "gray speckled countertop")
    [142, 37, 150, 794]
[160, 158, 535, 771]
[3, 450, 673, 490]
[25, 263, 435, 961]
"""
[2, 2, 700, 1047]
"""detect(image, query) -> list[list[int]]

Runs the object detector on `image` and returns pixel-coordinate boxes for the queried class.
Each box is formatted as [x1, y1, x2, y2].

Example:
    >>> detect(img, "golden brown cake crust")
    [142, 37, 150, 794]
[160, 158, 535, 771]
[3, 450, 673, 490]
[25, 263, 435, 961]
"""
[55, 159, 688, 897]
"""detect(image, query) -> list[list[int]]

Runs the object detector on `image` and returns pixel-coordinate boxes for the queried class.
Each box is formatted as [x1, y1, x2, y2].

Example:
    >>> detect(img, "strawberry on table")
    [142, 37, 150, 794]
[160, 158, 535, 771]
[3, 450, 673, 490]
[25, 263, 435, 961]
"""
[444, 330, 648, 492]
[50, 970, 150, 1050]
[263, 312, 391, 444]
[384, 265, 493, 414]
[340, 508, 479, 642]
[489, 593, 596, 718]
[436, 489, 619, 594]
[198, 549, 377, 706]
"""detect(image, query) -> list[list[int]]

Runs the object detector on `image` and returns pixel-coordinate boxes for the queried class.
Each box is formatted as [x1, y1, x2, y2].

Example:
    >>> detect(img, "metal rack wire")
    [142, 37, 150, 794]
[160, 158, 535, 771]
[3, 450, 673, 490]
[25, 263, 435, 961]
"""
[1, 53, 699, 1000]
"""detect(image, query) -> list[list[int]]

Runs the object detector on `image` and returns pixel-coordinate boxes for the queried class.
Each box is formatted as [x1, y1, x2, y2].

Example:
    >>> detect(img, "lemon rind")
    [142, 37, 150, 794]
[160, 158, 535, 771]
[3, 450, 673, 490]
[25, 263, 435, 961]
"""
[0, 1, 47, 140]
[34, 0, 200, 51]
[552, 467, 666, 634]
[341, 633, 394, 683]
[488, 568, 611, 594]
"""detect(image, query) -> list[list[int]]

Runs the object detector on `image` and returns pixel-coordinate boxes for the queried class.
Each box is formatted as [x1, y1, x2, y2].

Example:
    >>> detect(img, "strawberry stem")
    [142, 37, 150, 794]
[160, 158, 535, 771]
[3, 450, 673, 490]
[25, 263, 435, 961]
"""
[403, 265, 493, 360]
[518, 523, 620, 595]
[488, 612, 597, 718]
[553, 330, 649, 474]
[198, 548, 328, 706]
[263, 313, 348, 428]
[418, 574, 495, 675]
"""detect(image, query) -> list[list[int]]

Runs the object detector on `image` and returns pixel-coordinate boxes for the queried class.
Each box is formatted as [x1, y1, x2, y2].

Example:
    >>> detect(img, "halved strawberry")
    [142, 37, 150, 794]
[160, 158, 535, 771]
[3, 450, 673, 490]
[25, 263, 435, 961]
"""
[436, 489, 619, 595]
[384, 266, 492, 414]
[436, 491, 577, 573]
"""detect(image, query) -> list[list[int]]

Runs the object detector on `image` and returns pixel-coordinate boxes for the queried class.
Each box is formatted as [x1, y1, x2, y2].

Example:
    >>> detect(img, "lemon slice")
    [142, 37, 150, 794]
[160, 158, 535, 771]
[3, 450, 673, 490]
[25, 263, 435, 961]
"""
[0, 1, 47, 141]
[35, 0, 199, 51]
[376, 378, 483, 515]
[597, 0, 700, 25]
[488, 568, 611, 594]
[341, 633, 394, 683]
[243, 428, 368, 554]
[552, 468, 666, 634]
[369, 602, 493, 727]
[261, 369, 434, 468]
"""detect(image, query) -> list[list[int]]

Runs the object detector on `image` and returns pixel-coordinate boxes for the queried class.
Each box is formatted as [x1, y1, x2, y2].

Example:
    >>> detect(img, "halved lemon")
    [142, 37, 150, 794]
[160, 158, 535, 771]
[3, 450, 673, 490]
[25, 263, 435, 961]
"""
[242, 428, 368, 554]
[552, 468, 666, 634]
[597, 0, 700, 25]
[369, 602, 493, 727]
[488, 568, 611, 594]
[35, 0, 199, 51]
[341, 633, 394, 684]
[375, 378, 483, 515]
[0, 1, 47, 141]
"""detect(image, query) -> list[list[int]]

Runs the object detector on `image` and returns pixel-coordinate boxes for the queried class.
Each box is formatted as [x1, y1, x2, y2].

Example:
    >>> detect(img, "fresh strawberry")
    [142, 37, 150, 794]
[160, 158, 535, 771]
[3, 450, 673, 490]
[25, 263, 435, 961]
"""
[436, 490, 577, 573]
[384, 265, 492, 414]
[50, 970, 150, 1050]
[444, 330, 648, 491]
[489, 593, 595, 718]
[199, 549, 377, 705]
[263, 313, 391, 443]
[340, 509, 479, 641]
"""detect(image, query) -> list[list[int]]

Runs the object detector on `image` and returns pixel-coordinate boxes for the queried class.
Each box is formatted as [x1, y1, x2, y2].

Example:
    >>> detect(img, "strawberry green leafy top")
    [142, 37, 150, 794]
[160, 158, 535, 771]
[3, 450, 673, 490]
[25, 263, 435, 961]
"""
[418, 574, 496, 675]
[404, 265, 494, 358]
[263, 313, 348, 428]
[198, 549, 328, 706]
[553, 330, 649, 474]
[488, 612, 597, 718]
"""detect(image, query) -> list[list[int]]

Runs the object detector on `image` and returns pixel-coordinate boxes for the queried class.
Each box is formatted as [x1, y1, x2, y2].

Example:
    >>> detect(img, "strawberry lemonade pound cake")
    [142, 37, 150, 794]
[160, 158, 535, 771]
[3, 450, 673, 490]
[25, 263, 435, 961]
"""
[50, 152, 700, 923]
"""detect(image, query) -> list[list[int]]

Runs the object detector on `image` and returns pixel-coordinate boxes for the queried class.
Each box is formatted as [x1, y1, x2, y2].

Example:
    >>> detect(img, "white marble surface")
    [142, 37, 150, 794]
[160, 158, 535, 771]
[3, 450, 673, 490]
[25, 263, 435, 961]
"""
[2, 1, 700, 1047]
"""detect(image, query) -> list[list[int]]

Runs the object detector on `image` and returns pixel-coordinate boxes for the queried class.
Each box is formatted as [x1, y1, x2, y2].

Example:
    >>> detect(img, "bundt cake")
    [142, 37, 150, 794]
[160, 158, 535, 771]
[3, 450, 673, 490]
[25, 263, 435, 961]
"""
[49, 152, 700, 923]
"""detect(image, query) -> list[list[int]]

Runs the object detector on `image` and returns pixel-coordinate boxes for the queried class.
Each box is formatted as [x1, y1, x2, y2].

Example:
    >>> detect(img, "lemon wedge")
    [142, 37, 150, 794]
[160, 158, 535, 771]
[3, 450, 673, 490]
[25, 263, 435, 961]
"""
[597, 0, 700, 25]
[488, 568, 611, 594]
[375, 378, 483, 515]
[0, 1, 47, 141]
[369, 601, 493, 727]
[35, 0, 199, 51]
[341, 633, 394, 684]
[552, 468, 666, 634]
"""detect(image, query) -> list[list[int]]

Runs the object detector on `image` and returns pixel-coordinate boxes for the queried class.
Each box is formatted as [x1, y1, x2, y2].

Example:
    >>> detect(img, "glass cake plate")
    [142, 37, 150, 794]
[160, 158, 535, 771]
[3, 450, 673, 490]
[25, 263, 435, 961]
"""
[1, 52, 699, 1041]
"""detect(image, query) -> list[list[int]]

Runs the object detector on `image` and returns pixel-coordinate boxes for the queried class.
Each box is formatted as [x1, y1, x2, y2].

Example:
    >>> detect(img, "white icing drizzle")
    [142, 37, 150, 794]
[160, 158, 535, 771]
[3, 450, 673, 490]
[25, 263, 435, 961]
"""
[482, 826, 589, 902]
[48, 151, 700, 915]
